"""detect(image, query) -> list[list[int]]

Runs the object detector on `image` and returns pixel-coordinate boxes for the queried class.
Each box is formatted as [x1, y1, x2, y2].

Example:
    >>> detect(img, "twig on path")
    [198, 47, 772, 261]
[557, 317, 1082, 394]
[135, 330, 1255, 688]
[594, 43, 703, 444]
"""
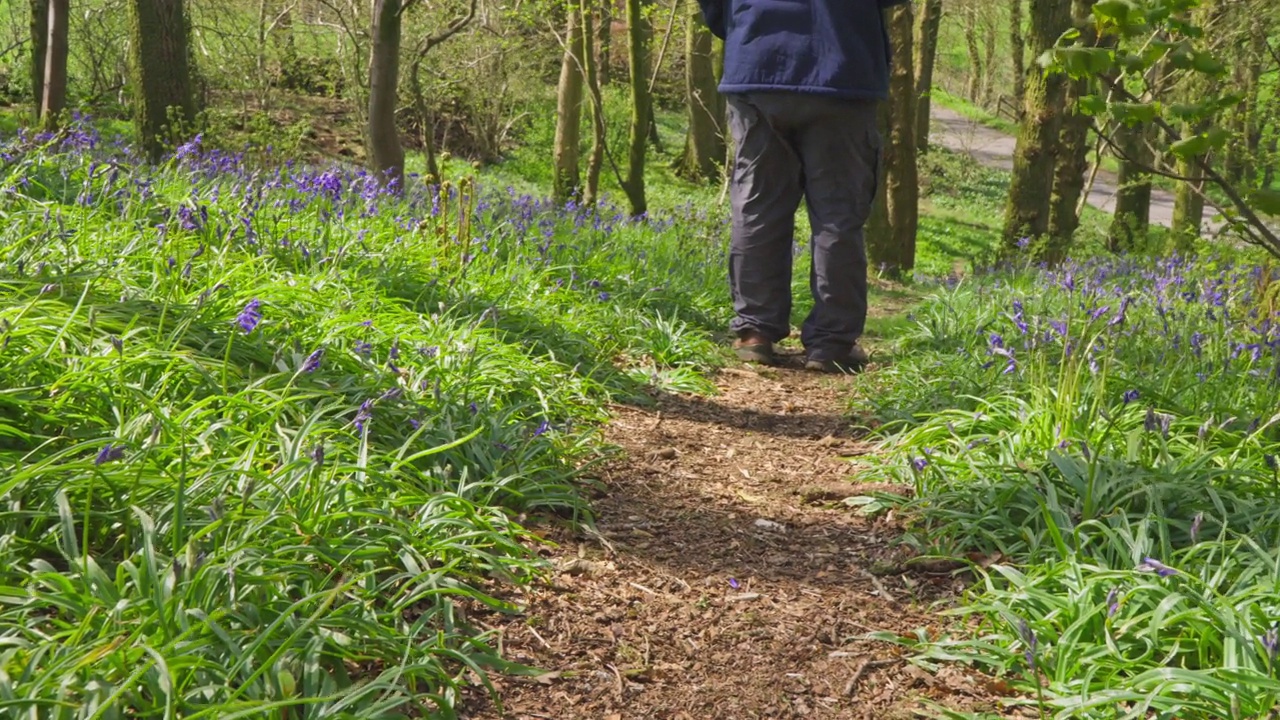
[843, 658, 896, 697]
[629, 581, 660, 596]
[607, 663, 625, 699]
[861, 569, 897, 604]
[526, 624, 553, 651]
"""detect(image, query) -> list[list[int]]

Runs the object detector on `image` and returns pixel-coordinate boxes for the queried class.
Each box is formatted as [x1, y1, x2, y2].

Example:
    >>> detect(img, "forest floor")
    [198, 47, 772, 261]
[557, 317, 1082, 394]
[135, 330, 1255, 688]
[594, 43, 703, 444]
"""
[929, 105, 1182, 229]
[466, 343, 1020, 719]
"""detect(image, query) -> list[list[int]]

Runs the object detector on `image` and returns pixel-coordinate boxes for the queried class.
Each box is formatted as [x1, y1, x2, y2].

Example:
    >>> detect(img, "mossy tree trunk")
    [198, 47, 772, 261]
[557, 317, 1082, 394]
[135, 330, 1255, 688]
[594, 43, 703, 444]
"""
[963, 6, 983, 103]
[1046, 0, 1100, 256]
[884, 2, 918, 277]
[553, 2, 586, 203]
[914, 0, 943, 152]
[29, 0, 48, 120]
[864, 99, 894, 273]
[582, 1, 607, 205]
[38, 0, 68, 130]
[128, 0, 198, 164]
[1009, 0, 1026, 114]
[622, 0, 650, 216]
[675, 0, 722, 182]
[1001, 0, 1071, 252]
[1107, 121, 1153, 253]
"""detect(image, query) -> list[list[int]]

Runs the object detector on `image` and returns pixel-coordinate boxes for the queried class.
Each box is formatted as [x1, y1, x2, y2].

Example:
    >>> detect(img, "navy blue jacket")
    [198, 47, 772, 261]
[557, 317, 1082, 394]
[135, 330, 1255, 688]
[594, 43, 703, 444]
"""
[697, 0, 906, 100]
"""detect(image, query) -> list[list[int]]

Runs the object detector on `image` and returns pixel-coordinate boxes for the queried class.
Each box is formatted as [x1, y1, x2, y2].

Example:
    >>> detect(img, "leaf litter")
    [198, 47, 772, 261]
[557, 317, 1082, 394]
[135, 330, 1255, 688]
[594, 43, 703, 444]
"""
[463, 352, 1016, 719]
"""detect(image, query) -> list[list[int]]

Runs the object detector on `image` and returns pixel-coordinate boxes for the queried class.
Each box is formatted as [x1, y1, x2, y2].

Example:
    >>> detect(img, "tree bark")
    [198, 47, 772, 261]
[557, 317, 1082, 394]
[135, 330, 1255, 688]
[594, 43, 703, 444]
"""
[29, 0, 48, 119]
[1001, 0, 1071, 252]
[981, 9, 997, 106]
[914, 0, 943, 152]
[367, 0, 405, 187]
[553, 3, 586, 203]
[864, 99, 894, 274]
[1106, 121, 1153, 253]
[1171, 146, 1206, 251]
[1046, 0, 1100, 256]
[582, 2, 606, 206]
[883, 4, 918, 277]
[622, 0, 650, 216]
[676, 1, 722, 181]
[963, 6, 983, 103]
[1009, 0, 1026, 114]
[128, 0, 198, 163]
[599, 0, 612, 85]
[39, 0, 68, 129]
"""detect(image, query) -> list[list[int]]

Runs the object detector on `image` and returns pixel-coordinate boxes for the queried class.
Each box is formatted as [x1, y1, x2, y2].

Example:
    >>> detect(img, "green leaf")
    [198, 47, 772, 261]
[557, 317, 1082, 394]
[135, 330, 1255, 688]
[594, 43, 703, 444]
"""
[1111, 101, 1159, 125]
[1054, 47, 1115, 77]
[1249, 189, 1280, 217]
[1093, 0, 1136, 23]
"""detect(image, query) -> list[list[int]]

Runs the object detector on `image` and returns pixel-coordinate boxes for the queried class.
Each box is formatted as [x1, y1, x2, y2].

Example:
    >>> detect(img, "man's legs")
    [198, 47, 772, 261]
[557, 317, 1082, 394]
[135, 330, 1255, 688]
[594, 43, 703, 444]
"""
[725, 95, 805, 350]
[794, 99, 880, 363]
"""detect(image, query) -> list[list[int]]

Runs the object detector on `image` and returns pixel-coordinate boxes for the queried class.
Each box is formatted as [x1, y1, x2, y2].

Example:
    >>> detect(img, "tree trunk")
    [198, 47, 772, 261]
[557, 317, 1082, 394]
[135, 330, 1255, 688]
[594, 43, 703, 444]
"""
[1001, 0, 1071, 252]
[553, 3, 586, 203]
[1106, 121, 1153, 253]
[964, 6, 983, 103]
[582, 2, 606, 206]
[1009, 0, 1026, 114]
[367, 0, 405, 187]
[128, 0, 198, 164]
[39, 0, 68, 129]
[914, 0, 943, 152]
[1046, 0, 1100, 256]
[29, 0, 48, 119]
[676, 1, 722, 181]
[864, 99, 894, 274]
[981, 9, 997, 106]
[1171, 147, 1206, 251]
[599, 0, 613, 86]
[883, 4, 919, 277]
[408, 54, 440, 180]
[623, 0, 650, 216]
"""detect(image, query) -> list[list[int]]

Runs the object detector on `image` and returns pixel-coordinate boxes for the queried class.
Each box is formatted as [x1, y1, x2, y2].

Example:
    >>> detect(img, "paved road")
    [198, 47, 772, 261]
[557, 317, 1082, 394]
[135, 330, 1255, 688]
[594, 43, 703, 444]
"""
[928, 105, 1181, 229]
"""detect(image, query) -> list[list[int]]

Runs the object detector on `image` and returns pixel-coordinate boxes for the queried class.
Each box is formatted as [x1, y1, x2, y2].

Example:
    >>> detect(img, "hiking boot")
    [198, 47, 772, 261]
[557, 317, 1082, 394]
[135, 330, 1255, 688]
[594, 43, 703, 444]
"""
[804, 342, 870, 374]
[733, 330, 776, 365]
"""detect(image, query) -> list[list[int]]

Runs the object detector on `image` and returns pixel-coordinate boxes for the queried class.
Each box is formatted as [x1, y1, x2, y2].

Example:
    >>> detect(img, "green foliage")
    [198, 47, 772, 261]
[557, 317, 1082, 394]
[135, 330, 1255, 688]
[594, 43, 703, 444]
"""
[856, 250, 1280, 718]
[0, 127, 731, 716]
[1046, 0, 1280, 255]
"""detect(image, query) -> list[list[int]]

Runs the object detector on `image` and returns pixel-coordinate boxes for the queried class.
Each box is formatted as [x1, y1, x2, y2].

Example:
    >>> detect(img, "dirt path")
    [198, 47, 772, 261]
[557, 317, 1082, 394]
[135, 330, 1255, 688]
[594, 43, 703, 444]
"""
[465, 351, 1009, 719]
[929, 105, 1183, 230]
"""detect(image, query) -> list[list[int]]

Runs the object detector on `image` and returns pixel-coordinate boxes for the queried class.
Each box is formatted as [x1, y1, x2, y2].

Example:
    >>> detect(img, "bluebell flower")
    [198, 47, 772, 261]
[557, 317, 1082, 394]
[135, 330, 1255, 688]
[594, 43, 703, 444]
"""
[1137, 557, 1178, 577]
[1106, 587, 1120, 617]
[1262, 627, 1279, 667]
[301, 348, 324, 373]
[111, 336, 123, 355]
[1017, 619, 1038, 667]
[236, 299, 262, 333]
[354, 400, 374, 433]
[533, 420, 551, 437]
[311, 444, 325, 466]
[95, 444, 125, 465]
[911, 457, 929, 472]
[1122, 389, 1139, 404]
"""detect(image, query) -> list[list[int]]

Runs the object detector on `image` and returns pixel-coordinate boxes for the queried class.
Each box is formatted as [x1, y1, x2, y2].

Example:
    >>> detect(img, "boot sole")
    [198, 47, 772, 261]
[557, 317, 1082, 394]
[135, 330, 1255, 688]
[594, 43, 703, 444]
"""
[734, 345, 776, 365]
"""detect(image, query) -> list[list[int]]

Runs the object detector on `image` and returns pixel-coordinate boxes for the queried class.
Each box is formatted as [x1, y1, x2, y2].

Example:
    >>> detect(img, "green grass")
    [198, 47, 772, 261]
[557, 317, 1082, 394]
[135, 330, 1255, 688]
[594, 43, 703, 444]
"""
[0, 127, 734, 717]
[852, 247, 1280, 718]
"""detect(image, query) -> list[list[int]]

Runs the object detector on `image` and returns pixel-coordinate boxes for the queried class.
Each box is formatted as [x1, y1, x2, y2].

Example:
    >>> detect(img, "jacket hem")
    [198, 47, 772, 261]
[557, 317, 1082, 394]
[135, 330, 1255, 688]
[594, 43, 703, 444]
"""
[717, 83, 888, 100]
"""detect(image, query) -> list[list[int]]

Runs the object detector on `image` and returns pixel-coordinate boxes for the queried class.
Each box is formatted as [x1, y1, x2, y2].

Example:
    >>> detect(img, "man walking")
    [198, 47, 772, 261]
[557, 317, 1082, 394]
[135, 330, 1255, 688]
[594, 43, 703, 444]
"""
[697, 0, 905, 373]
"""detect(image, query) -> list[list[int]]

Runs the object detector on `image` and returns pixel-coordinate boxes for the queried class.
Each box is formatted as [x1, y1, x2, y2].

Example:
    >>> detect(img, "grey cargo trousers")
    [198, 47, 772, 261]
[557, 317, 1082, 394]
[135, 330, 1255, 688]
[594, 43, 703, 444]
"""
[726, 93, 880, 361]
